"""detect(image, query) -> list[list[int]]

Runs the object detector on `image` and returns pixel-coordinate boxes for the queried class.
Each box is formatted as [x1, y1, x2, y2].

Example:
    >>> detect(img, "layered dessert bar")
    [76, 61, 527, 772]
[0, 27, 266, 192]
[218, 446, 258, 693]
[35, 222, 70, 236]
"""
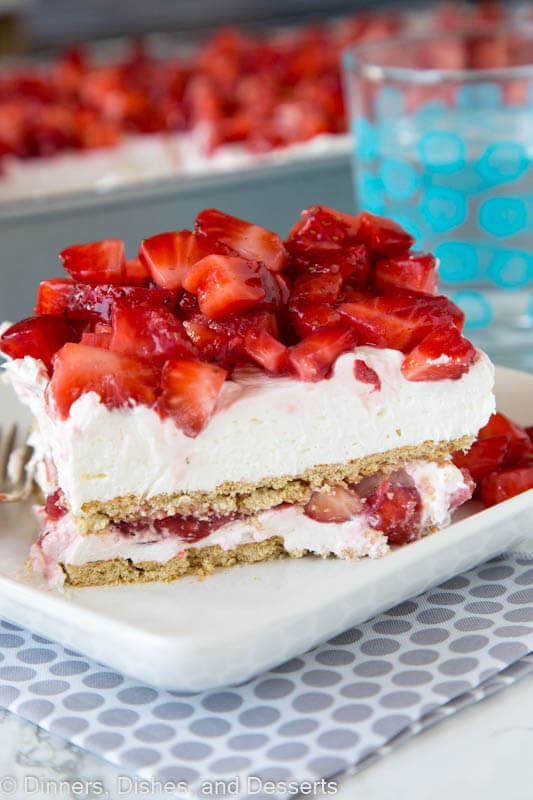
[1, 206, 494, 587]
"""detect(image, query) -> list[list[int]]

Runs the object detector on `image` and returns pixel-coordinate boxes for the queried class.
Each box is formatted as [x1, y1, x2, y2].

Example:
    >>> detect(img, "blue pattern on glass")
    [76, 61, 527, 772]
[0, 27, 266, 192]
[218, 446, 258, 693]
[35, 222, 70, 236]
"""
[435, 241, 479, 282]
[451, 290, 494, 329]
[421, 187, 467, 232]
[418, 131, 465, 173]
[479, 197, 527, 237]
[487, 250, 533, 288]
[380, 158, 421, 201]
[476, 143, 529, 185]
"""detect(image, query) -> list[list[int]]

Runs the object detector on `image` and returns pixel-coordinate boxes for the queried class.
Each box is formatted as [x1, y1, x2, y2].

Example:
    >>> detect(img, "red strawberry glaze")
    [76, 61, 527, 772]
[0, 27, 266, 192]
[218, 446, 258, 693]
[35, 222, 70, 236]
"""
[115, 510, 243, 543]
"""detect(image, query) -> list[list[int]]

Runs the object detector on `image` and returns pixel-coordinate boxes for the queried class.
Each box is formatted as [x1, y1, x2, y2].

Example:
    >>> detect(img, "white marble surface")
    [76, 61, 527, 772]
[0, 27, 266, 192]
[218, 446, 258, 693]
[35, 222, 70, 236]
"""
[0, 673, 530, 799]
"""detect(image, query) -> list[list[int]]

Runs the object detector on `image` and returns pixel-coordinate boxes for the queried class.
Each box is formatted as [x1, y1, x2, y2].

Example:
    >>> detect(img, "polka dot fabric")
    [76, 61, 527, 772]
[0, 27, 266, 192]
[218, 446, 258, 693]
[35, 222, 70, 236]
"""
[0, 553, 533, 799]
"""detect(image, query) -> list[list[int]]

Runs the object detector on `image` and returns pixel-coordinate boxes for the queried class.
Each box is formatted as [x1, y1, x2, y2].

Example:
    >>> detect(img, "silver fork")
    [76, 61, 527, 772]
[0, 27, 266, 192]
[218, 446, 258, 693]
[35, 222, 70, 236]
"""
[0, 424, 34, 502]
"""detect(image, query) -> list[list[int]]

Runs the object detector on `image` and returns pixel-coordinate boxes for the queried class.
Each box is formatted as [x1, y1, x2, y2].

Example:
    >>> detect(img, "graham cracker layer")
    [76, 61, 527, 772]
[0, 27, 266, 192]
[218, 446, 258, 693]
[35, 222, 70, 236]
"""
[62, 537, 289, 587]
[75, 436, 472, 535]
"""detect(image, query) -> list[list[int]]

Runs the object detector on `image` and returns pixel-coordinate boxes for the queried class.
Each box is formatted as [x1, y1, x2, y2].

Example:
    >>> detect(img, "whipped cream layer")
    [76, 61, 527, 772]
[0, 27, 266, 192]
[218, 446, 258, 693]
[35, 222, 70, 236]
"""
[5, 348, 494, 516]
[30, 459, 470, 588]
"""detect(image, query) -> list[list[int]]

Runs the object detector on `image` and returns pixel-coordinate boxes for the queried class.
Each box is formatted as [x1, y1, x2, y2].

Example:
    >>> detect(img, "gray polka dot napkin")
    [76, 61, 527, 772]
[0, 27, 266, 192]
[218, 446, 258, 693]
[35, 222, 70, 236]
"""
[0, 552, 532, 799]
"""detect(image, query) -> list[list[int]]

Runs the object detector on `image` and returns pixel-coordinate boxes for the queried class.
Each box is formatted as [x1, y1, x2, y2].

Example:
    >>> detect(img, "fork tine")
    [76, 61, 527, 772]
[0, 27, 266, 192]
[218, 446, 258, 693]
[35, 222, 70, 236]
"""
[0, 423, 18, 483]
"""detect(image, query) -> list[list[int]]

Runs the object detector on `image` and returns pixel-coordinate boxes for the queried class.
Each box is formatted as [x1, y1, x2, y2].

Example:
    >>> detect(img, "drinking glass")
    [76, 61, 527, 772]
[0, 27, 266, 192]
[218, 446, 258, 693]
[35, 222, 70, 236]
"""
[343, 25, 533, 369]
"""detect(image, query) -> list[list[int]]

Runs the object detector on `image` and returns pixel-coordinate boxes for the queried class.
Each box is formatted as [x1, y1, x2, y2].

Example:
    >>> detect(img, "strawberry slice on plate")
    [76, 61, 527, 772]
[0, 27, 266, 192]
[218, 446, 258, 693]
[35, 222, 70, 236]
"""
[0, 315, 82, 371]
[374, 252, 438, 295]
[158, 359, 227, 437]
[288, 326, 354, 381]
[139, 230, 216, 290]
[35, 279, 177, 323]
[478, 412, 532, 465]
[481, 466, 533, 507]
[195, 208, 288, 272]
[401, 323, 476, 382]
[183, 255, 267, 320]
[452, 436, 510, 484]
[110, 304, 197, 362]
[50, 343, 160, 417]
[59, 239, 126, 285]
[304, 485, 363, 523]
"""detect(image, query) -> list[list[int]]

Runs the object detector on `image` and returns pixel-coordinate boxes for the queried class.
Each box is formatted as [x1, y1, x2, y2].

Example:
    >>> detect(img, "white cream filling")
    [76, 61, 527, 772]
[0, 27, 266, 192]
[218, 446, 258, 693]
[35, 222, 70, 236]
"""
[3, 347, 495, 516]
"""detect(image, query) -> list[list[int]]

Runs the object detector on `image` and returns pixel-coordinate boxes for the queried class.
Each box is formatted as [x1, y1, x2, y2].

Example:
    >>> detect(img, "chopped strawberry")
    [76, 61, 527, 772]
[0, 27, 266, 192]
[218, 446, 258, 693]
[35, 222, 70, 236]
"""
[50, 343, 160, 417]
[139, 230, 216, 290]
[110, 304, 197, 362]
[288, 303, 342, 338]
[35, 279, 177, 323]
[527, 427, 533, 445]
[481, 467, 533, 507]
[59, 239, 126, 285]
[288, 326, 354, 381]
[0, 315, 82, 371]
[182, 314, 240, 368]
[242, 326, 288, 374]
[286, 205, 358, 253]
[367, 478, 422, 545]
[81, 322, 112, 348]
[183, 255, 267, 320]
[290, 272, 342, 305]
[354, 212, 414, 258]
[478, 412, 532, 465]
[304, 485, 363, 523]
[195, 208, 288, 272]
[291, 243, 370, 285]
[339, 295, 464, 352]
[452, 436, 510, 484]
[374, 253, 438, 295]
[353, 359, 381, 391]
[158, 359, 227, 437]
[401, 324, 476, 382]
[124, 257, 150, 286]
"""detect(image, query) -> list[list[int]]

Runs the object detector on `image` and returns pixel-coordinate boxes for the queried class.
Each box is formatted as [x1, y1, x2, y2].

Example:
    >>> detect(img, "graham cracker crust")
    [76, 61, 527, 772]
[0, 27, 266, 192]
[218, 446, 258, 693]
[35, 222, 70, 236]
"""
[62, 537, 290, 587]
[75, 436, 473, 534]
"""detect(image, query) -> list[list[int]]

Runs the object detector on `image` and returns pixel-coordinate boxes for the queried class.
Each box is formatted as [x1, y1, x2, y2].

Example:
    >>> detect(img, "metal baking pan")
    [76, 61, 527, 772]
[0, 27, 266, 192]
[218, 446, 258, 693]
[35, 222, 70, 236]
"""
[0, 149, 355, 321]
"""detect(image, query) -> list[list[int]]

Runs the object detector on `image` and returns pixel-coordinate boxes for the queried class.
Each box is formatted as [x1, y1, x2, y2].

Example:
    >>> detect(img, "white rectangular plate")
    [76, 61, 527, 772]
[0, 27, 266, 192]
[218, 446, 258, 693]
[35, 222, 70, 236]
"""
[0, 366, 532, 691]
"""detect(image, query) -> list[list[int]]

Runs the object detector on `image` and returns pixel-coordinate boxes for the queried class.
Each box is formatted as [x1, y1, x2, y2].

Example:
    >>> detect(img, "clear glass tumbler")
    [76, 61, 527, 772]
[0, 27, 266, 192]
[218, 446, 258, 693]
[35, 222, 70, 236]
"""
[343, 25, 533, 370]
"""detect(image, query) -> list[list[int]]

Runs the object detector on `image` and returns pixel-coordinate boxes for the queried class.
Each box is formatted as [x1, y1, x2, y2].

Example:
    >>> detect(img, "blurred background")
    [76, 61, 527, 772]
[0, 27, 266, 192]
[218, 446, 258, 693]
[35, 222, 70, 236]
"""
[0, 0, 532, 370]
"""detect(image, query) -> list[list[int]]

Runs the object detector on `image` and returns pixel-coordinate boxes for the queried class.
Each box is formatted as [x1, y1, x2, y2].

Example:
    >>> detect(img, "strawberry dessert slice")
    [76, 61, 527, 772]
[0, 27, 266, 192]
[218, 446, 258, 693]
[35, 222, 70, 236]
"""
[0, 204, 495, 590]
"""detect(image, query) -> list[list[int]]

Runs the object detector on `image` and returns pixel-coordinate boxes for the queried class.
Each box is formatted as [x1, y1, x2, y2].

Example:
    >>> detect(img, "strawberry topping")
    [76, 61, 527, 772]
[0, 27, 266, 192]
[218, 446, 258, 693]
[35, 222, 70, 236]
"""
[158, 359, 227, 437]
[353, 359, 381, 391]
[195, 208, 288, 272]
[50, 343, 160, 417]
[304, 485, 363, 523]
[0, 316, 82, 371]
[1, 205, 482, 434]
[400, 324, 476, 382]
[59, 239, 126, 285]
